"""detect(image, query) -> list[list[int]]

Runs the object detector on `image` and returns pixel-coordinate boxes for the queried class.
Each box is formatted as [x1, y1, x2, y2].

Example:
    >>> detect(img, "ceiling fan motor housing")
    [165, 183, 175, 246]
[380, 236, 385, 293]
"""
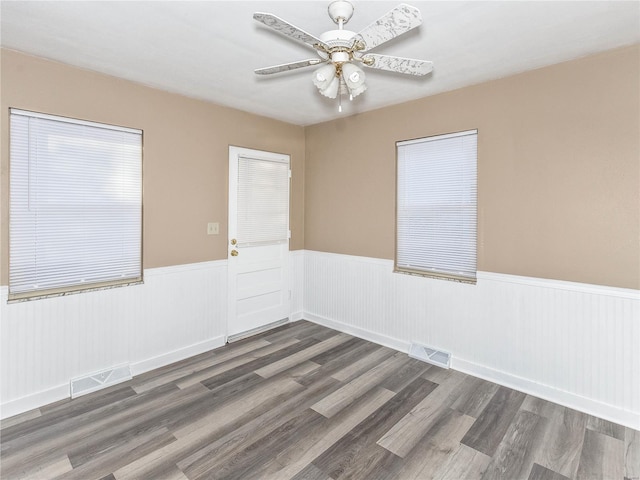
[320, 30, 357, 64]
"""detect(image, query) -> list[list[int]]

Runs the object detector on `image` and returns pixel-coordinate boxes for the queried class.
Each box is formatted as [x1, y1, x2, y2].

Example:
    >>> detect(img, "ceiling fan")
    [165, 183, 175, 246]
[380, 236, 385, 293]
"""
[253, 1, 433, 111]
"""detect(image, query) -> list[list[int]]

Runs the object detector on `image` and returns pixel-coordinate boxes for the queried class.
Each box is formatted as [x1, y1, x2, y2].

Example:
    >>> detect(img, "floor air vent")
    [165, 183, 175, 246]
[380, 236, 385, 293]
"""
[408, 343, 451, 369]
[71, 364, 132, 398]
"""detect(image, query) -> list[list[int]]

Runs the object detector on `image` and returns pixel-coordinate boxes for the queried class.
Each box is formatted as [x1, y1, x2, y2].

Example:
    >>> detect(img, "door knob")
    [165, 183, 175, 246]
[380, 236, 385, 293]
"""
[230, 239, 237, 245]
[230, 249, 239, 256]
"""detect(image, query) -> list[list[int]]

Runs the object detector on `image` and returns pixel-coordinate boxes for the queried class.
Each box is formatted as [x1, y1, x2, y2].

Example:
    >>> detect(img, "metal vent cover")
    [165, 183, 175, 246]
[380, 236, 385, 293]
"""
[408, 343, 451, 369]
[70, 364, 132, 398]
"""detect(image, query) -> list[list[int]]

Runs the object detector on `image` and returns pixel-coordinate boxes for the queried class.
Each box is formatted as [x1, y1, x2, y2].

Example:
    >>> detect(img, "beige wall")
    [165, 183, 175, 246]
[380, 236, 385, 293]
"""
[304, 45, 640, 290]
[2, 46, 638, 290]
[0, 49, 305, 285]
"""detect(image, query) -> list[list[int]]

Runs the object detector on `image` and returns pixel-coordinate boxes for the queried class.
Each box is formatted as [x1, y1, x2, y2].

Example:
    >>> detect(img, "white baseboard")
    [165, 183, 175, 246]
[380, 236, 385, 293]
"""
[452, 357, 640, 430]
[131, 335, 226, 377]
[304, 312, 411, 354]
[1, 335, 226, 421]
[305, 311, 639, 429]
[290, 311, 304, 322]
[303, 249, 640, 431]
[1, 384, 69, 420]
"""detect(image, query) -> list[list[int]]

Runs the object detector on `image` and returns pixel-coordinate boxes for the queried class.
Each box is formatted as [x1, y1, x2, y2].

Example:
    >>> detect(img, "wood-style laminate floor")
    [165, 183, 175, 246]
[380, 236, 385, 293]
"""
[1, 320, 638, 480]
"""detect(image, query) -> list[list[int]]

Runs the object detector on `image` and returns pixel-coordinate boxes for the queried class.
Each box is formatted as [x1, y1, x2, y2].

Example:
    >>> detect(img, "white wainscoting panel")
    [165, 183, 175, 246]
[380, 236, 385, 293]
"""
[0, 260, 227, 419]
[290, 249, 305, 321]
[303, 250, 640, 429]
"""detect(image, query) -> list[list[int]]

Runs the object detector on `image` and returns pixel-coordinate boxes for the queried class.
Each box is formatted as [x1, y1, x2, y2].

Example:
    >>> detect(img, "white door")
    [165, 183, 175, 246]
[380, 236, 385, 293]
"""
[227, 146, 291, 339]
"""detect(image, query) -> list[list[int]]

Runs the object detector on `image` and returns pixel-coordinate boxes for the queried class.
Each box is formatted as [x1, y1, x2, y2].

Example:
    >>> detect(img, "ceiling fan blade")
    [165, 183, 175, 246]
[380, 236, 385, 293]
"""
[255, 59, 324, 75]
[355, 4, 422, 51]
[254, 13, 330, 52]
[361, 54, 433, 76]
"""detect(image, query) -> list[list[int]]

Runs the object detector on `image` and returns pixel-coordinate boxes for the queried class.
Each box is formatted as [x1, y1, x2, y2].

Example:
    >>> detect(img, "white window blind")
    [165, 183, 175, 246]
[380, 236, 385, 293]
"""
[9, 109, 142, 299]
[396, 130, 477, 282]
[237, 155, 289, 246]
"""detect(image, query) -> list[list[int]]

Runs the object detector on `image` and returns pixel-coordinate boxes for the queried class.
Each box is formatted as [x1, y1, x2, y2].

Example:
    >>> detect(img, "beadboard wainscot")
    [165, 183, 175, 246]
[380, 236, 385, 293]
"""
[0, 260, 228, 419]
[290, 249, 305, 322]
[303, 250, 640, 429]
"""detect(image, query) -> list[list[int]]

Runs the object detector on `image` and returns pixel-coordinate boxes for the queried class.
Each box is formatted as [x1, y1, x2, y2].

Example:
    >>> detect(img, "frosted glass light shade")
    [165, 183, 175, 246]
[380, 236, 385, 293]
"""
[319, 76, 340, 98]
[342, 62, 367, 98]
[313, 64, 337, 90]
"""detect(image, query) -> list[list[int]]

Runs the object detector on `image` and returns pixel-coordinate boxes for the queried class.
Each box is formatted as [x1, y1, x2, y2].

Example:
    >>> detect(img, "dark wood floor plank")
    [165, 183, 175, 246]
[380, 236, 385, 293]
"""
[481, 410, 547, 480]
[4, 454, 73, 479]
[295, 339, 381, 388]
[376, 370, 468, 458]
[202, 370, 264, 395]
[58, 426, 177, 480]
[577, 428, 625, 480]
[312, 376, 438, 479]
[308, 336, 367, 365]
[172, 362, 340, 477]
[528, 463, 572, 480]
[1, 384, 137, 443]
[626, 427, 640, 480]
[253, 387, 396, 479]
[174, 336, 303, 389]
[533, 406, 587, 479]
[384, 407, 476, 480]
[330, 344, 397, 383]
[521, 394, 564, 420]
[1, 321, 629, 480]
[377, 357, 431, 393]
[131, 336, 271, 393]
[176, 375, 343, 479]
[260, 320, 326, 344]
[1, 382, 181, 470]
[291, 463, 334, 480]
[587, 413, 626, 441]
[461, 385, 527, 457]
[65, 384, 213, 468]
[200, 408, 326, 480]
[255, 333, 351, 378]
[0, 407, 42, 430]
[312, 352, 409, 418]
[432, 443, 491, 480]
[113, 376, 306, 479]
[450, 376, 500, 418]
[196, 336, 312, 391]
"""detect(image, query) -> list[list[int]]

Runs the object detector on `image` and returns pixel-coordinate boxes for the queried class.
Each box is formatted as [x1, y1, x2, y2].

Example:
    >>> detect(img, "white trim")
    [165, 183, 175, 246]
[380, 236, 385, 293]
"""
[9, 108, 141, 134]
[290, 311, 304, 322]
[302, 249, 640, 430]
[303, 309, 640, 429]
[1, 384, 69, 420]
[452, 357, 640, 430]
[131, 335, 225, 377]
[303, 250, 640, 298]
[304, 312, 411, 354]
[1, 259, 228, 420]
[397, 129, 478, 146]
[477, 271, 640, 299]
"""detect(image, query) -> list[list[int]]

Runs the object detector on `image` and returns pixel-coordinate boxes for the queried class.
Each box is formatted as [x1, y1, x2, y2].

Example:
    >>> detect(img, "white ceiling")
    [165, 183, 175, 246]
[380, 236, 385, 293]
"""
[1, 1, 639, 126]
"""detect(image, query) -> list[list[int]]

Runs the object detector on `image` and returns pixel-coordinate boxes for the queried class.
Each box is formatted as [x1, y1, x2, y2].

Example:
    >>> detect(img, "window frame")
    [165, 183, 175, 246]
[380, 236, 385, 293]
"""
[8, 108, 144, 302]
[394, 129, 478, 284]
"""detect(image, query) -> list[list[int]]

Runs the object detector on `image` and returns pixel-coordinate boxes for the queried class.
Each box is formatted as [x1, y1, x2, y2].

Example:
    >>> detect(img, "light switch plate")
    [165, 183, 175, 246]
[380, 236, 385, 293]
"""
[207, 222, 219, 235]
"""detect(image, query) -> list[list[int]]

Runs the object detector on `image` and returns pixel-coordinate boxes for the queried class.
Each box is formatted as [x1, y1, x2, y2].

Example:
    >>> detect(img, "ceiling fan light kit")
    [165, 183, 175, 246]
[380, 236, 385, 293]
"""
[254, 1, 433, 112]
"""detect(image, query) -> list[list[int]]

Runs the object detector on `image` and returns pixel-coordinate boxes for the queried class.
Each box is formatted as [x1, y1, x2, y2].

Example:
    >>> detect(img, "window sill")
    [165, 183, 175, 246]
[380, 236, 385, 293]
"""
[7, 278, 144, 303]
